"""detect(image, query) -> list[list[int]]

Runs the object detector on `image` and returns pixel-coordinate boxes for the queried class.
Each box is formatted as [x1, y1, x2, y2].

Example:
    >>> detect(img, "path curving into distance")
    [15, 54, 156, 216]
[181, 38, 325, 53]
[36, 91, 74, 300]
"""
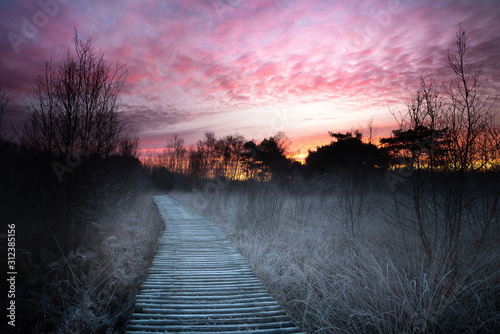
[125, 195, 305, 334]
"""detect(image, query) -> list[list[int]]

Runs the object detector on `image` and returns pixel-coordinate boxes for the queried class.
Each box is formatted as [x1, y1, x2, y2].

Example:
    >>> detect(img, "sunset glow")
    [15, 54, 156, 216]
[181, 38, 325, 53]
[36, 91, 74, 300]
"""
[1, 0, 499, 156]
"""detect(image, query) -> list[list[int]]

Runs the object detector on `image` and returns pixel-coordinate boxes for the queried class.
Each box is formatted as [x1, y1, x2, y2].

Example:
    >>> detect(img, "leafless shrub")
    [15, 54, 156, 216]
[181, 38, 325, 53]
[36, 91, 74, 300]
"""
[23, 29, 128, 157]
[235, 181, 286, 234]
[385, 26, 499, 269]
[289, 180, 318, 225]
[331, 169, 373, 241]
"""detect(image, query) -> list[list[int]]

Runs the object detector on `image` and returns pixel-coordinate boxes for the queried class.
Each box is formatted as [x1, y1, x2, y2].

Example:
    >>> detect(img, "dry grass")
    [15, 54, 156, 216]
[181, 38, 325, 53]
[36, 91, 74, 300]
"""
[6, 189, 164, 333]
[170, 179, 500, 333]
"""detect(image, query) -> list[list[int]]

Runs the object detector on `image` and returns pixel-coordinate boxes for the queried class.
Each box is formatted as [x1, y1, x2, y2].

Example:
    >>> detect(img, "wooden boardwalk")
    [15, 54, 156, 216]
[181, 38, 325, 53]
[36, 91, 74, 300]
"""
[126, 195, 305, 333]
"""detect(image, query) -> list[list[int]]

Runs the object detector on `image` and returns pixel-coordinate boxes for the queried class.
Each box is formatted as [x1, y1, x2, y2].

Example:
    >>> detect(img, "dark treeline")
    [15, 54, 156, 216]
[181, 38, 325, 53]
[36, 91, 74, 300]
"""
[144, 130, 298, 189]
[145, 128, 392, 191]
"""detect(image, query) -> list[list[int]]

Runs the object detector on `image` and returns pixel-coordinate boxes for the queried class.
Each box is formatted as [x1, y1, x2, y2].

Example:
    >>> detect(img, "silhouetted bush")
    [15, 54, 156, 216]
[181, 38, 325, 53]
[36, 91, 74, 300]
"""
[151, 166, 194, 191]
[306, 131, 389, 176]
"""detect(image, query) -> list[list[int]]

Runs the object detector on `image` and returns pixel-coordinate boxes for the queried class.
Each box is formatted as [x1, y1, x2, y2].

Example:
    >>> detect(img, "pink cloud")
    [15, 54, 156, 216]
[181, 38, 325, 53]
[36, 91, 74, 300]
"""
[1, 0, 499, 154]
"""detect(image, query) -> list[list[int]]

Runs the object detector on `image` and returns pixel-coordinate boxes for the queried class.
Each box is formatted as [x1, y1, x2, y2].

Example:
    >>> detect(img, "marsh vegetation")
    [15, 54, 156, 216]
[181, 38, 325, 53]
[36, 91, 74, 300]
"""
[170, 168, 499, 333]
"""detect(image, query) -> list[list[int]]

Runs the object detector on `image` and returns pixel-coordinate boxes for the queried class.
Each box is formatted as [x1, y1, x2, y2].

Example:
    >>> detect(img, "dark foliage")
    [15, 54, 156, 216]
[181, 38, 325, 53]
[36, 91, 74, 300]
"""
[151, 166, 192, 191]
[241, 135, 292, 179]
[380, 125, 450, 167]
[1, 142, 145, 254]
[1, 140, 157, 333]
[306, 131, 389, 175]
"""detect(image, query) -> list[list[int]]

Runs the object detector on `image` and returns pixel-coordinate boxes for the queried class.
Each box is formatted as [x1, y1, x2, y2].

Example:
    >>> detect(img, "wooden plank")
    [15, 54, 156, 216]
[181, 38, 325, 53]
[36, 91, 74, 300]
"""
[125, 195, 305, 333]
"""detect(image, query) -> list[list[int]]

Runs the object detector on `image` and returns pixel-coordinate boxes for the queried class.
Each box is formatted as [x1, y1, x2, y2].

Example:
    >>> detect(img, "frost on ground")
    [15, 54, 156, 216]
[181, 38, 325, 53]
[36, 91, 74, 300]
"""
[3, 191, 164, 333]
[170, 178, 500, 334]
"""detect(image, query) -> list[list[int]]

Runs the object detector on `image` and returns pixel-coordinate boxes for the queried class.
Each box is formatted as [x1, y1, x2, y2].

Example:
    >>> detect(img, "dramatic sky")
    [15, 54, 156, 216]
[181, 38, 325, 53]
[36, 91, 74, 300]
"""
[1, 0, 499, 159]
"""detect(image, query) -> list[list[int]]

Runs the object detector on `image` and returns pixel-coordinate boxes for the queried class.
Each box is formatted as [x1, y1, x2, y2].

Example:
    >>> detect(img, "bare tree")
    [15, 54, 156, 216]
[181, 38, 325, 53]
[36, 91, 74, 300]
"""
[387, 26, 498, 268]
[442, 25, 498, 265]
[118, 131, 140, 158]
[214, 134, 245, 179]
[366, 116, 378, 144]
[160, 134, 187, 174]
[388, 76, 447, 263]
[194, 131, 218, 179]
[445, 24, 496, 172]
[23, 30, 128, 157]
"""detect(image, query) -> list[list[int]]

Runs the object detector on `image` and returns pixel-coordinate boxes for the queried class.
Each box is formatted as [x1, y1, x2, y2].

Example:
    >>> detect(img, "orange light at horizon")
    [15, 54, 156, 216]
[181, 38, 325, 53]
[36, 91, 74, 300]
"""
[138, 122, 398, 166]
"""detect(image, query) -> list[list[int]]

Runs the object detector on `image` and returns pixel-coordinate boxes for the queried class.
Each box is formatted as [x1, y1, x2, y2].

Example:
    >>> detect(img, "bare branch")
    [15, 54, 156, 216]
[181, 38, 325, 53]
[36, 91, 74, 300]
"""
[23, 30, 128, 157]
